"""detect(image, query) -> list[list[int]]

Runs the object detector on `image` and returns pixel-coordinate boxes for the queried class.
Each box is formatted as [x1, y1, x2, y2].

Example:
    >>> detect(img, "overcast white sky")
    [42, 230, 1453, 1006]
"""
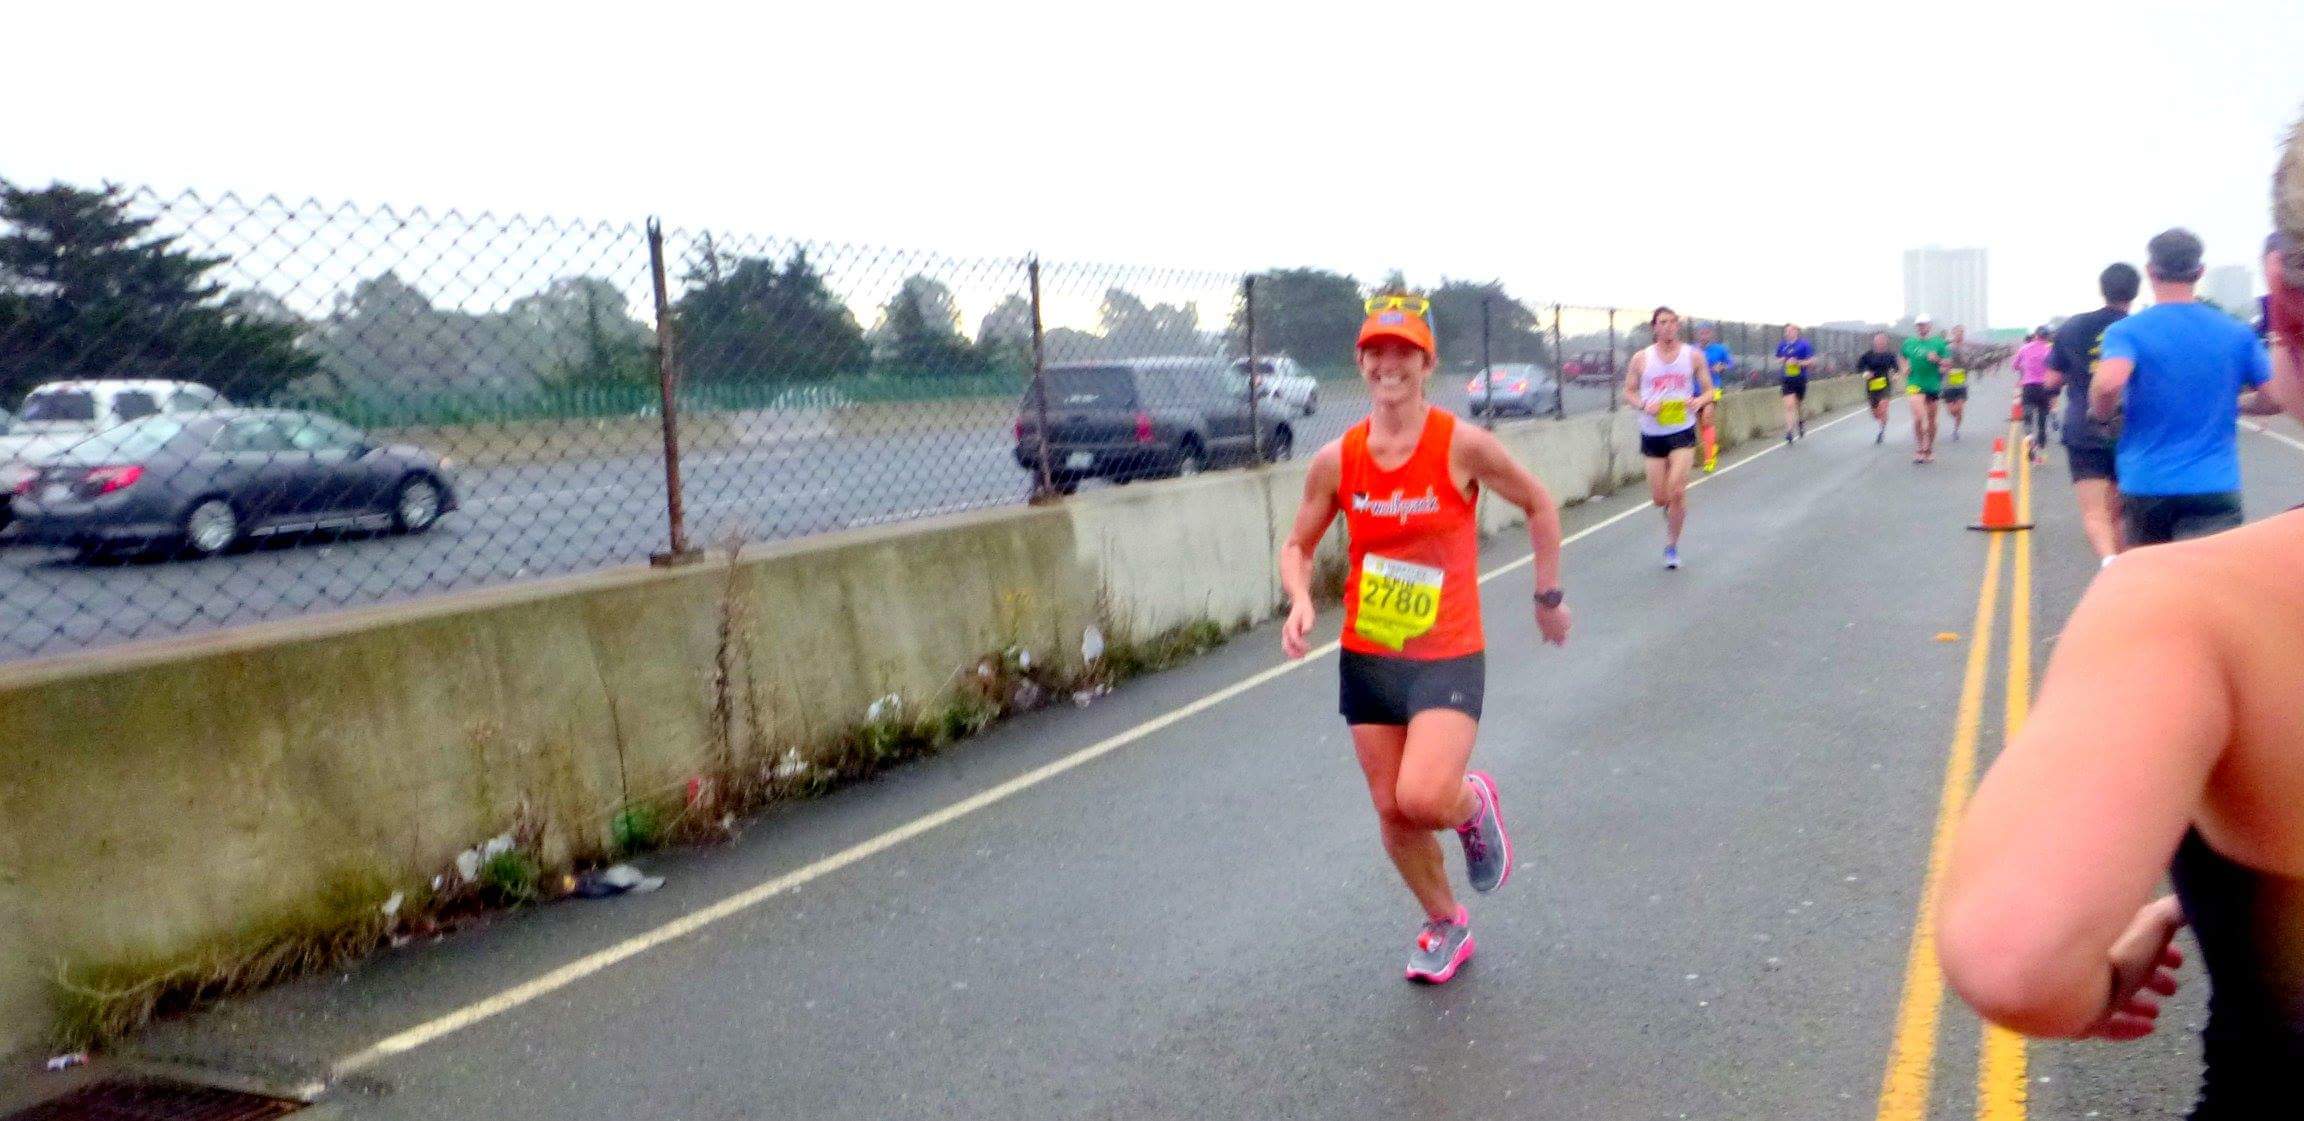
[8, 0, 2300, 331]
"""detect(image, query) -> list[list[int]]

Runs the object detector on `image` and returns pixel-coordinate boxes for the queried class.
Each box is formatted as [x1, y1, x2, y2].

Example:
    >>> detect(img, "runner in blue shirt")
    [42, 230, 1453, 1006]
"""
[1695, 323, 1732, 472]
[1774, 324, 1815, 444]
[2089, 229, 2281, 545]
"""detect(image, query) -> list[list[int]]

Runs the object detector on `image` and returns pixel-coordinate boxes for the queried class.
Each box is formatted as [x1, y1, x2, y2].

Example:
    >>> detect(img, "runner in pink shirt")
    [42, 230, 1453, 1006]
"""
[2014, 327, 2055, 461]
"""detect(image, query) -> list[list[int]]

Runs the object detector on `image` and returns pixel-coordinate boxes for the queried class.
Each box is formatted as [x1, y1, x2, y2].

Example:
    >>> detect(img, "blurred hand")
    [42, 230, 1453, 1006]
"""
[1281, 598, 1317, 659]
[2086, 895, 2187, 1042]
[1535, 603, 1572, 647]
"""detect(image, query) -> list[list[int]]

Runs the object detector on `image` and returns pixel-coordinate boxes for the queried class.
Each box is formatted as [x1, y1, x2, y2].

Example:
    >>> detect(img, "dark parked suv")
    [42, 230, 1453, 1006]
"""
[1013, 357, 1294, 494]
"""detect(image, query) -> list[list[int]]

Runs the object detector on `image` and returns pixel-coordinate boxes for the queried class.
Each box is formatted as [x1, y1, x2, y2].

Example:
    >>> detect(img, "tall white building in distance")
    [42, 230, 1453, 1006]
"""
[1904, 246, 1990, 331]
[2202, 265, 2255, 313]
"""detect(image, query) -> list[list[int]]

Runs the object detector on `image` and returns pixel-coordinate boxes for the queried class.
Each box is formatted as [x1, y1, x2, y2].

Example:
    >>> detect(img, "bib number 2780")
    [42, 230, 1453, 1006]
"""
[1355, 555, 1444, 651]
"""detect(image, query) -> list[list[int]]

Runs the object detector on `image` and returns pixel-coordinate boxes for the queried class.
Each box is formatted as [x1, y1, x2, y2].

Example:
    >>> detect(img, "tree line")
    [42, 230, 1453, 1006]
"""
[0, 180, 1607, 412]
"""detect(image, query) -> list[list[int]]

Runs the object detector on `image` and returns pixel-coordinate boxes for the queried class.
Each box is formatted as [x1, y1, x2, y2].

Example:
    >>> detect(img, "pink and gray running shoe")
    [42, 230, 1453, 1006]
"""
[1457, 771, 1512, 893]
[1405, 906, 1475, 984]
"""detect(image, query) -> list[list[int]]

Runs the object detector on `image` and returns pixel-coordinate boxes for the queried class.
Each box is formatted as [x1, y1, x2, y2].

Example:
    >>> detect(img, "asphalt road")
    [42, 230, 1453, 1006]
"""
[0, 378, 1623, 663]
[96, 390, 2304, 1119]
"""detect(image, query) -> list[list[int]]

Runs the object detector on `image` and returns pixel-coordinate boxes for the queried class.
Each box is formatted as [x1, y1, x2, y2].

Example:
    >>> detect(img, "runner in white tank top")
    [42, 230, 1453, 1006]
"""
[1620, 307, 1714, 569]
[1636, 340, 1701, 437]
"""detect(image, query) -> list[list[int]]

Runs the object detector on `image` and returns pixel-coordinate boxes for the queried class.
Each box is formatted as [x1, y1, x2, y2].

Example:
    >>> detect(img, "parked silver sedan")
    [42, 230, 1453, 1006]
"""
[10, 410, 459, 560]
[1465, 364, 1560, 417]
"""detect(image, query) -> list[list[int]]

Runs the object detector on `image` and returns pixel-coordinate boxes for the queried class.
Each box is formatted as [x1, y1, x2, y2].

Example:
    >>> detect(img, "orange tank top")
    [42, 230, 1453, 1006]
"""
[1338, 407, 1484, 660]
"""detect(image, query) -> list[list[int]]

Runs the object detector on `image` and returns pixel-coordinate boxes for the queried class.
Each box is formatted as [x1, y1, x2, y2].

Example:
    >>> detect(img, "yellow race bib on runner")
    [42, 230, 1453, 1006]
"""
[1868, 377, 1889, 392]
[1656, 399, 1690, 428]
[1355, 554, 1444, 652]
[1948, 369, 1968, 387]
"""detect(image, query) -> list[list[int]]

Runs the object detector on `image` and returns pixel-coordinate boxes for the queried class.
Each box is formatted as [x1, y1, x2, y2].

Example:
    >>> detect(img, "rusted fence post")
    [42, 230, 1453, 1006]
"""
[646, 218, 699, 566]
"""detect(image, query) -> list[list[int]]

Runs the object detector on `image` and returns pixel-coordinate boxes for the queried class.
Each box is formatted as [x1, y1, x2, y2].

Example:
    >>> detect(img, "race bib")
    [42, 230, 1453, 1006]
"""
[1947, 369, 1968, 386]
[1785, 361, 1804, 377]
[1355, 554, 1443, 652]
[1656, 399, 1690, 427]
[1867, 376, 1889, 392]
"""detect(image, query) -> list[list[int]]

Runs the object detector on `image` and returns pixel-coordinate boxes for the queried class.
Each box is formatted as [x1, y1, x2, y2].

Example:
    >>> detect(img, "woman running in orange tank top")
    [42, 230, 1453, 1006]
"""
[1278, 295, 1573, 984]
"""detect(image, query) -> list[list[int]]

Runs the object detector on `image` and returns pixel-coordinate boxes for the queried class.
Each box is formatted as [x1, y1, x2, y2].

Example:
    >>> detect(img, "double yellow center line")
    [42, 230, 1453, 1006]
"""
[1876, 425, 2036, 1121]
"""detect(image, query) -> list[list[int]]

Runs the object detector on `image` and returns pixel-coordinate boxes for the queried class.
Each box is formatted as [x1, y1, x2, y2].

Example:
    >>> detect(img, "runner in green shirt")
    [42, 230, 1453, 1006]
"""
[1900, 314, 1951, 463]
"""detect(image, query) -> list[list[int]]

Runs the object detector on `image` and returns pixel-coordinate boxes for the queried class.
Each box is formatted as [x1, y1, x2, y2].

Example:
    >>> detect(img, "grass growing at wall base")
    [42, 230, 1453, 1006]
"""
[42, 612, 1250, 1054]
[48, 865, 398, 1047]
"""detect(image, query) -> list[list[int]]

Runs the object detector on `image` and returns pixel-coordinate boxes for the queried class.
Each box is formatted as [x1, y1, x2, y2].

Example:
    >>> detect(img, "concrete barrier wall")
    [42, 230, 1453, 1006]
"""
[0, 382, 1856, 1053]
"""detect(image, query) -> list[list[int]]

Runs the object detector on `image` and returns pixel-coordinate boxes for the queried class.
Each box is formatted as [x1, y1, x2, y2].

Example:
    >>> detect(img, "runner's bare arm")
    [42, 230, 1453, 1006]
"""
[1455, 428, 1570, 646]
[2267, 340, 2304, 427]
[1940, 562, 2224, 1037]
[2088, 357, 2134, 422]
[1620, 350, 1649, 411]
[2239, 387, 2284, 416]
[1279, 442, 1344, 658]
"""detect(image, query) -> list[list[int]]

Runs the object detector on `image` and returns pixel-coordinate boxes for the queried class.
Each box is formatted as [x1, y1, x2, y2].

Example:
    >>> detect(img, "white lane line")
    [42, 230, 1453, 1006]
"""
[2243, 419, 2304, 456]
[330, 406, 1853, 1078]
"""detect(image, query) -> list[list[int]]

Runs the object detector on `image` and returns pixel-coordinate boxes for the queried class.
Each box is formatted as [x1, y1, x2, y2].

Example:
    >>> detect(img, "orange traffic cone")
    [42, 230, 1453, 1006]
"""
[1968, 438, 2033, 532]
[2007, 396, 2023, 423]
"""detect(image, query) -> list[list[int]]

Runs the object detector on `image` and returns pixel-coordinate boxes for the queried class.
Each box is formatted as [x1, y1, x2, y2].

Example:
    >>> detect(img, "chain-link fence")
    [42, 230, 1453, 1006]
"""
[0, 182, 1910, 662]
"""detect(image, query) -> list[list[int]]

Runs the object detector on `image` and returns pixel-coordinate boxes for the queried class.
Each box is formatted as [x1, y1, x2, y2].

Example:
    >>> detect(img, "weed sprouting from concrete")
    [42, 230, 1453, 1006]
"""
[478, 850, 544, 905]
[609, 803, 667, 855]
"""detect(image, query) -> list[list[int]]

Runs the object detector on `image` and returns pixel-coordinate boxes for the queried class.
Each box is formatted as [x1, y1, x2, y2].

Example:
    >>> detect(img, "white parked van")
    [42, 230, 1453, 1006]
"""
[1228, 355, 1318, 415]
[1, 380, 231, 528]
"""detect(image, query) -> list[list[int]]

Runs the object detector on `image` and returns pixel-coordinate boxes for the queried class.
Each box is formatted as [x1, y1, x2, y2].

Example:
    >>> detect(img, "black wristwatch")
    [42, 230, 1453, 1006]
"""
[1535, 588, 1566, 609]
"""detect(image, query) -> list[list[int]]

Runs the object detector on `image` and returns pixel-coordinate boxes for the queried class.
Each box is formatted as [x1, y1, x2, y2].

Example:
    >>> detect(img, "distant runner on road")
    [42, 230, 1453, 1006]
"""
[1856, 333, 1900, 444]
[1697, 323, 1732, 473]
[1623, 307, 1715, 569]
[2013, 326, 2055, 461]
[2048, 264, 2140, 562]
[1943, 324, 1974, 442]
[1901, 314, 1950, 463]
[1775, 323, 1815, 444]
[1280, 293, 1572, 985]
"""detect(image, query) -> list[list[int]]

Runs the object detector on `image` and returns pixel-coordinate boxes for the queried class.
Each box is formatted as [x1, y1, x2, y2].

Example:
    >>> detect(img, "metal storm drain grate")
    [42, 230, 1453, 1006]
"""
[3, 1080, 304, 1121]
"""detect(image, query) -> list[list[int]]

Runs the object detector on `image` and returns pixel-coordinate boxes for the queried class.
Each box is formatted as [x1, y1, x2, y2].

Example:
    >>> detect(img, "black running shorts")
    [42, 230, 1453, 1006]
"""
[1339, 650, 1486, 726]
[2123, 491, 2243, 546]
[1640, 429, 1698, 459]
[1781, 375, 1808, 401]
[2066, 445, 2116, 484]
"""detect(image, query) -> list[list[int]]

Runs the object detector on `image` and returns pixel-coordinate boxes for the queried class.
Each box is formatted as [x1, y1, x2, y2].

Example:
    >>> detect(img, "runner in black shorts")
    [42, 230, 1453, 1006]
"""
[1624, 307, 1714, 569]
[1280, 295, 1572, 985]
[1774, 323, 1814, 443]
[1901, 314, 1950, 462]
[1942, 324, 1973, 441]
[1856, 332, 1899, 444]
[2048, 263, 2138, 562]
